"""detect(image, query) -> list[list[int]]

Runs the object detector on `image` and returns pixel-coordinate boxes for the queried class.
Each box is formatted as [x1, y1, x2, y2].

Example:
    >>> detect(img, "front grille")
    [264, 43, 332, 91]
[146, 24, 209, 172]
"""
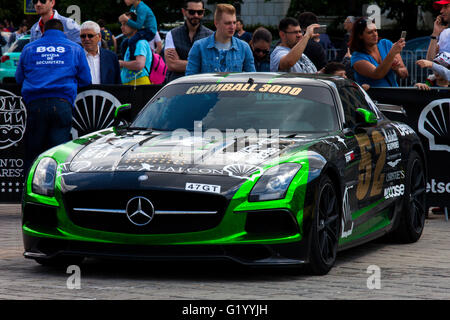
[64, 190, 228, 234]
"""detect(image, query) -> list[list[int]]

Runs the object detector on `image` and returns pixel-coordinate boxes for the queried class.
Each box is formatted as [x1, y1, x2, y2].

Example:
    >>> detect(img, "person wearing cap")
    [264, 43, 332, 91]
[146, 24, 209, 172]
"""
[426, 0, 450, 60]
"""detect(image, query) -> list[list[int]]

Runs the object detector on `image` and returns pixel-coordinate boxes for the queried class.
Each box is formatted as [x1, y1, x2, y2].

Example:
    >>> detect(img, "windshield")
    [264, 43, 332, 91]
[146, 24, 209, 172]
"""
[132, 82, 338, 133]
[8, 38, 29, 53]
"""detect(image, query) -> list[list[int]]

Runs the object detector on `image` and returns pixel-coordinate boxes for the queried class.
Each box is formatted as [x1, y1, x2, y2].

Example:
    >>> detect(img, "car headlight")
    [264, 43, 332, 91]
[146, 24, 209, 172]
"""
[249, 163, 302, 202]
[32, 158, 57, 197]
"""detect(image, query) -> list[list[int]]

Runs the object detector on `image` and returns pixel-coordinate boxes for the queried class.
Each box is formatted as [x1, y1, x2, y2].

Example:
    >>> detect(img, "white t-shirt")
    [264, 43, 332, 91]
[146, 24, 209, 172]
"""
[438, 28, 450, 54]
[164, 30, 175, 51]
[270, 46, 317, 73]
[149, 31, 161, 52]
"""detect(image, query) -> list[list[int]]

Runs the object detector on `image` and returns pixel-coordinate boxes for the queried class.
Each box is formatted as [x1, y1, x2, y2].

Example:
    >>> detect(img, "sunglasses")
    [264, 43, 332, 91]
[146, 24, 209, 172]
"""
[254, 48, 270, 55]
[80, 34, 96, 39]
[32, 0, 48, 4]
[356, 18, 375, 26]
[186, 9, 205, 16]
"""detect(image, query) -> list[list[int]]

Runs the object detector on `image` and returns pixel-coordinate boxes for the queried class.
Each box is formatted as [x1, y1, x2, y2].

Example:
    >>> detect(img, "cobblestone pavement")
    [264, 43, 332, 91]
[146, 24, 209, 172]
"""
[0, 204, 449, 300]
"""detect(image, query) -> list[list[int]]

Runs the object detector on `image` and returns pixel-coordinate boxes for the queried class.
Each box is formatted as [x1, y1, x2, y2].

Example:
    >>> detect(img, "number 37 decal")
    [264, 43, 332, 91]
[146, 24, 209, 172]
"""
[355, 130, 387, 200]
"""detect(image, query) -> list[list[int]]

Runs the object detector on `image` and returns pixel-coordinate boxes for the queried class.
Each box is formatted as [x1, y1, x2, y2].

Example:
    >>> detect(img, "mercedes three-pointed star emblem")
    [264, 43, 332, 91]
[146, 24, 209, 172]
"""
[126, 196, 155, 226]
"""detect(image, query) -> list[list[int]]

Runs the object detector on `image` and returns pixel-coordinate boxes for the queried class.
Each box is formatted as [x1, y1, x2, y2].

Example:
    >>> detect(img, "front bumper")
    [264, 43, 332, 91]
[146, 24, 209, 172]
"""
[23, 234, 309, 266]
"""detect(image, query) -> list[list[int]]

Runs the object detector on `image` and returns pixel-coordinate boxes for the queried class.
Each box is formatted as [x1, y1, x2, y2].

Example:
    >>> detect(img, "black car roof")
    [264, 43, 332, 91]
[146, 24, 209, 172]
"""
[169, 72, 353, 88]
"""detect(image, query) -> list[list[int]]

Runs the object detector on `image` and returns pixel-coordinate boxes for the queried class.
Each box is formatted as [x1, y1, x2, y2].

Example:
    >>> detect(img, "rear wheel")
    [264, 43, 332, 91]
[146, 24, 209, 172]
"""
[391, 150, 426, 243]
[306, 175, 340, 275]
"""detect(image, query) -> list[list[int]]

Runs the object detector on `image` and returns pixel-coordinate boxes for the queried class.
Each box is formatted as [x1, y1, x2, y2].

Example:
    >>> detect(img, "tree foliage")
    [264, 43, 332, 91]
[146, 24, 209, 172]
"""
[0, 0, 187, 33]
[0, 0, 436, 34]
[288, 0, 436, 32]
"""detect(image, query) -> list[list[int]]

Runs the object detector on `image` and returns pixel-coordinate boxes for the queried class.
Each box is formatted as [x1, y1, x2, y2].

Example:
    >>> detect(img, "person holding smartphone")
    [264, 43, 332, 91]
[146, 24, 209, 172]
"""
[427, 0, 450, 61]
[349, 17, 408, 87]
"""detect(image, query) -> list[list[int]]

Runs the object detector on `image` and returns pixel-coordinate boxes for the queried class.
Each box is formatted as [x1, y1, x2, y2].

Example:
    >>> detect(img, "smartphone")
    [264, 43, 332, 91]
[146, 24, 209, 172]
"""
[400, 31, 407, 39]
[315, 24, 327, 33]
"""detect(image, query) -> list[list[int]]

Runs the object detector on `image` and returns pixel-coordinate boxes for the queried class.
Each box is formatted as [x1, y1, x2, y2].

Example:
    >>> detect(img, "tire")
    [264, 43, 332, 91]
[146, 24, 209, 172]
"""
[306, 175, 341, 275]
[34, 256, 84, 268]
[391, 150, 426, 243]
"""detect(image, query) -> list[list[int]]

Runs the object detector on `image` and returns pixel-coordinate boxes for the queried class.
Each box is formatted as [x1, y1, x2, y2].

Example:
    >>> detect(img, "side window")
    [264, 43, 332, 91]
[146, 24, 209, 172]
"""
[339, 85, 373, 127]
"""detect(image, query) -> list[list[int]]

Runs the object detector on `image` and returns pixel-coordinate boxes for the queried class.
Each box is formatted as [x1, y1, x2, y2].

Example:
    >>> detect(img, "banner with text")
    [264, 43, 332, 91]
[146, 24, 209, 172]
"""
[0, 84, 448, 209]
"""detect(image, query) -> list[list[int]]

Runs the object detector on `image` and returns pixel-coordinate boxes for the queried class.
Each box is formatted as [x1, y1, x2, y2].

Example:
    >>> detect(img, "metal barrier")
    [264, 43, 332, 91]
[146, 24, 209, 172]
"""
[326, 49, 433, 87]
[399, 50, 430, 86]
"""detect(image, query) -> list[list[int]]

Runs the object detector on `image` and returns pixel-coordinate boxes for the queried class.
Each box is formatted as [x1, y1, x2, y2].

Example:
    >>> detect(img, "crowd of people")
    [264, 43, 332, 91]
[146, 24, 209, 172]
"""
[1, 0, 449, 172]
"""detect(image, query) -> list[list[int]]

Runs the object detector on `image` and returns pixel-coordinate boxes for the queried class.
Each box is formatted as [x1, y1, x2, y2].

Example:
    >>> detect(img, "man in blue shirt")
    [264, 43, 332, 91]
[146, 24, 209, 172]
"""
[186, 3, 255, 75]
[29, 0, 81, 44]
[15, 19, 91, 173]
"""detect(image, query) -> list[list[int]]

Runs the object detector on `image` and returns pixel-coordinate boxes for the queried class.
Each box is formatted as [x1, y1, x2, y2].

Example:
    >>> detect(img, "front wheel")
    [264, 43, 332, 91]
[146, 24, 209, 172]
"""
[391, 150, 426, 243]
[306, 175, 341, 275]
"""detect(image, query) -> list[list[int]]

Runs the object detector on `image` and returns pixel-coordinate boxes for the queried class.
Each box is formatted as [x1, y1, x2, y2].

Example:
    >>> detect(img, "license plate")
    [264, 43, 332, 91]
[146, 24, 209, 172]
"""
[185, 183, 221, 194]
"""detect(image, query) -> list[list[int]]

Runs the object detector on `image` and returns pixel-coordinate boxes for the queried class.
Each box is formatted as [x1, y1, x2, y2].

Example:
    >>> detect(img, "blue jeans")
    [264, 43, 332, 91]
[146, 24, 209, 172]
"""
[24, 98, 73, 174]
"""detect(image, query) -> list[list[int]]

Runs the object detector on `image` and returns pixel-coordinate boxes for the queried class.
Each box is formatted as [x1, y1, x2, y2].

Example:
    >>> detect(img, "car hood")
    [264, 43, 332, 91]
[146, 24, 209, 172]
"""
[68, 130, 321, 180]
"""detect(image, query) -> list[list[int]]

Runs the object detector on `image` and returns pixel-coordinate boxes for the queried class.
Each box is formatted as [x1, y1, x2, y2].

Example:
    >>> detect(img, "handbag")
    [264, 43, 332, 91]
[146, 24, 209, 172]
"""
[146, 51, 167, 84]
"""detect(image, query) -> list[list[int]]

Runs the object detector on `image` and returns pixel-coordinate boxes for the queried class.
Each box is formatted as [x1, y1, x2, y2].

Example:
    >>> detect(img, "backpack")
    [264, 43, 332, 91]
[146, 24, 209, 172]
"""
[148, 51, 167, 84]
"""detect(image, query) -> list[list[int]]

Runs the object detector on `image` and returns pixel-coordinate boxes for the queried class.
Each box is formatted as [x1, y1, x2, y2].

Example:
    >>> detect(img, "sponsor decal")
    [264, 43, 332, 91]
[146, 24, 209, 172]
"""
[381, 128, 399, 151]
[418, 99, 450, 153]
[384, 184, 405, 199]
[387, 159, 401, 168]
[0, 90, 26, 150]
[345, 151, 355, 163]
[391, 123, 415, 136]
[335, 136, 347, 148]
[237, 142, 279, 160]
[386, 153, 401, 160]
[185, 183, 221, 194]
[385, 170, 405, 182]
[185, 83, 303, 96]
[427, 179, 450, 194]
[223, 164, 263, 180]
[341, 185, 354, 238]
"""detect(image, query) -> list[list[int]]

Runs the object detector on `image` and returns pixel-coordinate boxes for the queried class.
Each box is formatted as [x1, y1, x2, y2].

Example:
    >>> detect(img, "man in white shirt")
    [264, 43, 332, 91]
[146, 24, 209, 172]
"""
[270, 17, 319, 73]
[80, 21, 121, 84]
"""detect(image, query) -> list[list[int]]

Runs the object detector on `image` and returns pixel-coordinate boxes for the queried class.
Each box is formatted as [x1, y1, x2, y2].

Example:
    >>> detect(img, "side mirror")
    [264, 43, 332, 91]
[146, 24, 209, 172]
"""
[356, 108, 377, 126]
[113, 103, 132, 129]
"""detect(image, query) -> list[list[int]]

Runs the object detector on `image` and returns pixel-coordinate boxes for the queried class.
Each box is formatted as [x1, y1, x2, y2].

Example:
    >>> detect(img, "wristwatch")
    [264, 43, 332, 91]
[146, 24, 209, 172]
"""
[430, 35, 437, 40]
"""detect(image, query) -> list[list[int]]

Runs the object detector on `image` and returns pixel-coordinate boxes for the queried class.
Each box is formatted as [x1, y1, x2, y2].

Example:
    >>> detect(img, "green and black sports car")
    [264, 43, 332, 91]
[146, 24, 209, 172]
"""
[23, 73, 427, 275]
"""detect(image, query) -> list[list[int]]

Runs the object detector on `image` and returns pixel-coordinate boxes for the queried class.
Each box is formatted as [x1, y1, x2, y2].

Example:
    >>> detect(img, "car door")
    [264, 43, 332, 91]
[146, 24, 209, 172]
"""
[338, 85, 390, 241]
